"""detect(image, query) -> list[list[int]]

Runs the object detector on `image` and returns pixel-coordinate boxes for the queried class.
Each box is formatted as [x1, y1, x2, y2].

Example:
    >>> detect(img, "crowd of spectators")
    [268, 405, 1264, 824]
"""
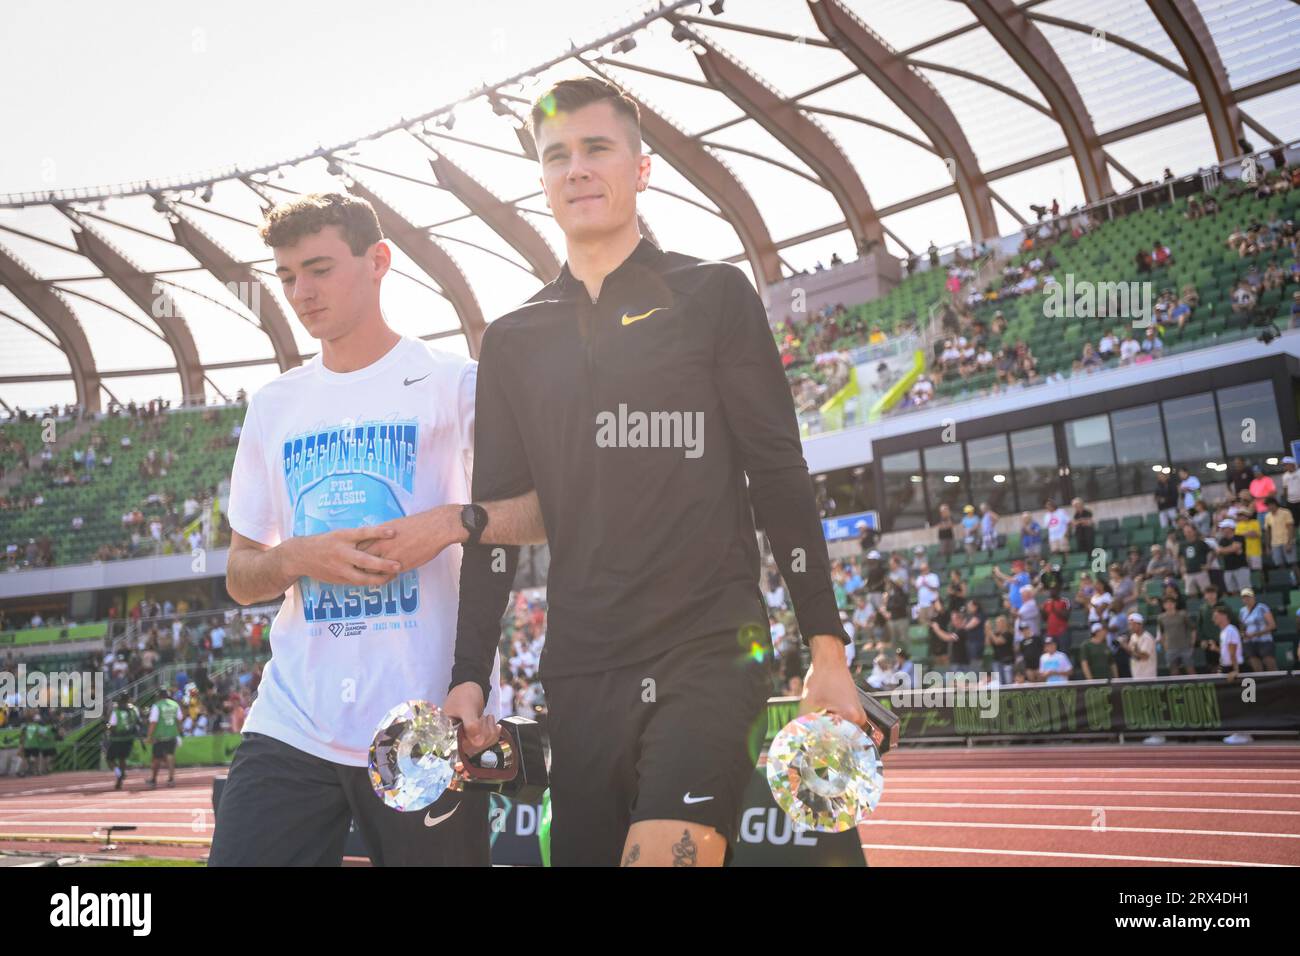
[496, 591, 550, 718]
[1, 398, 240, 567]
[763, 455, 1297, 710]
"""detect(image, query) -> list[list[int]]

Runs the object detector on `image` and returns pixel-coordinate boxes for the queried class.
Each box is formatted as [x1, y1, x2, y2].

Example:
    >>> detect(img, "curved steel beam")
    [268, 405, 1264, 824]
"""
[963, 0, 1114, 202]
[0, 240, 102, 413]
[671, 16, 886, 252]
[422, 143, 560, 282]
[1145, 0, 1243, 160]
[343, 175, 487, 356]
[1027, 9, 1276, 145]
[59, 207, 206, 404]
[585, 60, 782, 294]
[810, 0, 999, 241]
[167, 204, 303, 372]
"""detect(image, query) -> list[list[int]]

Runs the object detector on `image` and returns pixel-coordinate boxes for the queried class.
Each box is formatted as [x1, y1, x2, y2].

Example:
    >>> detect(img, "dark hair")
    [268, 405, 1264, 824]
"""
[259, 192, 382, 256]
[530, 76, 641, 143]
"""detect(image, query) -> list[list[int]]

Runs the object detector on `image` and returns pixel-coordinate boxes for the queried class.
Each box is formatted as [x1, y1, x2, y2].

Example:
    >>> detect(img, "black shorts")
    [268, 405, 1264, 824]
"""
[542, 632, 772, 866]
[152, 739, 177, 759]
[107, 739, 134, 761]
[208, 732, 489, 867]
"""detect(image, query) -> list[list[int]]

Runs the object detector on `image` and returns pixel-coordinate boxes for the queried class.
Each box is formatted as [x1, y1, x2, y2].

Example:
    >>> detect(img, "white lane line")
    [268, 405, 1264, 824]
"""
[0, 808, 201, 815]
[0, 820, 211, 830]
[858, 844, 1290, 867]
[878, 800, 1300, 816]
[888, 775, 1300, 784]
[889, 787, 1300, 798]
[861, 819, 1300, 839]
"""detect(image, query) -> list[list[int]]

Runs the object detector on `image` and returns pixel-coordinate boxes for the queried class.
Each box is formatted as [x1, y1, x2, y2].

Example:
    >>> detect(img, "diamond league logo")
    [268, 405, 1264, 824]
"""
[328, 622, 367, 638]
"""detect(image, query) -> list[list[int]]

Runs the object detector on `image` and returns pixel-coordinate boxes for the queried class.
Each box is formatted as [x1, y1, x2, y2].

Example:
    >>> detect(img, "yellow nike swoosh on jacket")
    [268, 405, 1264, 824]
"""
[621, 307, 667, 326]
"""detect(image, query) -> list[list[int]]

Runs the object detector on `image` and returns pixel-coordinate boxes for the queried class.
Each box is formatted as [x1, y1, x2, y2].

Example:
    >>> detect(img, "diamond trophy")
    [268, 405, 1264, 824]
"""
[369, 700, 548, 812]
[766, 686, 899, 833]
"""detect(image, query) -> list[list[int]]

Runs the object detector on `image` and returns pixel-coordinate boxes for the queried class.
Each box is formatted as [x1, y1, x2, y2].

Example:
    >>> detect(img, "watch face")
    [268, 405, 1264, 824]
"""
[464, 504, 487, 533]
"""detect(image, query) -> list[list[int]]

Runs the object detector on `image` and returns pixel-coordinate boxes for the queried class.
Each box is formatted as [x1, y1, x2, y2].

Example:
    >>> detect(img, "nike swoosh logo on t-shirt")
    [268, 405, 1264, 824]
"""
[404, 373, 431, 386]
[682, 792, 714, 804]
[424, 803, 460, 827]
[621, 307, 666, 326]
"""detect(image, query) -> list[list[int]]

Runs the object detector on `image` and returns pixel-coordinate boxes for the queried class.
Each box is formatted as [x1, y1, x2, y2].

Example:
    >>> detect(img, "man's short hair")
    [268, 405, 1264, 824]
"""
[258, 192, 382, 256]
[530, 76, 641, 145]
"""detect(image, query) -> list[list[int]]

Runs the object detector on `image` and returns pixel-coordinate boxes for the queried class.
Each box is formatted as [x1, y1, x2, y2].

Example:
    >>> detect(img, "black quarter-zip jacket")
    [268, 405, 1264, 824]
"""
[452, 238, 847, 700]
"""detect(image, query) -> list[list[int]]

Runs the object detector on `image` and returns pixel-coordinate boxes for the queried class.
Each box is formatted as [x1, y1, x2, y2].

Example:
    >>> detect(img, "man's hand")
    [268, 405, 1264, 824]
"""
[283, 527, 402, 587]
[443, 681, 499, 758]
[356, 506, 462, 574]
[800, 634, 868, 727]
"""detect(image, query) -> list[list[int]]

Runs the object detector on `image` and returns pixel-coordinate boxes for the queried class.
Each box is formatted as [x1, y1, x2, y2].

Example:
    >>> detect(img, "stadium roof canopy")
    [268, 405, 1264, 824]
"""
[2, 0, 1298, 414]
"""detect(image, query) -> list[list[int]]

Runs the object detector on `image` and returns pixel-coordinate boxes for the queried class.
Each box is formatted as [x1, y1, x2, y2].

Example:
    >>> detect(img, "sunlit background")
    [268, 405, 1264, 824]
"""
[2, 0, 1298, 412]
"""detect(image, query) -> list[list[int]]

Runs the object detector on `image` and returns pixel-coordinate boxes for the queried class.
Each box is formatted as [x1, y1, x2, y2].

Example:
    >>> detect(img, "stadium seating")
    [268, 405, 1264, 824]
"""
[930, 182, 1299, 402]
[0, 405, 244, 567]
[776, 265, 948, 370]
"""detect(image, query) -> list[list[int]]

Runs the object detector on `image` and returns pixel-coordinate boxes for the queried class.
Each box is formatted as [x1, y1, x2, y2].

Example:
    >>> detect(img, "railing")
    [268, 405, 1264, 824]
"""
[794, 143, 1297, 437]
[796, 248, 1000, 434]
[59, 654, 255, 772]
[107, 601, 281, 658]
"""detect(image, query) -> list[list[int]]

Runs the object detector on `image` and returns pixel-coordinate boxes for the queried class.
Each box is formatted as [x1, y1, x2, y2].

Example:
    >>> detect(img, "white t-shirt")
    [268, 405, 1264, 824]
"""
[1038, 651, 1071, 683]
[1179, 475, 1201, 510]
[497, 684, 516, 718]
[227, 335, 500, 766]
[916, 572, 940, 608]
[1129, 631, 1158, 680]
[1218, 624, 1243, 668]
[1044, 508, 1071, 541]
[1282, 470, 1300, 505]
[1017, 599, 1040, 638]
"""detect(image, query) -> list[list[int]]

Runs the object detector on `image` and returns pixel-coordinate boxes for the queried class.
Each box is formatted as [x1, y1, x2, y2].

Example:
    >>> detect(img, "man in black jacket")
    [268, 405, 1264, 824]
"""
[442, 77, 863, 867]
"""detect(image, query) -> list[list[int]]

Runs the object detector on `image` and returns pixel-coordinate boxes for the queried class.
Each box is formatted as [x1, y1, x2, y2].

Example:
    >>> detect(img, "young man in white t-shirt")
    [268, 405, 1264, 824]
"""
[209, 194, 544, 867]
[1042, 498, 1072, 554]
[1212, 606, 1253, 744]
[1037, 637, 1072, 683]
[1124, 612, 1158, 680]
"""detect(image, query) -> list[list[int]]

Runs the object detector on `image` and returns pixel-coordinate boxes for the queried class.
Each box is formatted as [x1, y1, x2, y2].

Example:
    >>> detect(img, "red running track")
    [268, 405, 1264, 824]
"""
[863, 743, 1300, 867]
[1, 743, 1296, 866]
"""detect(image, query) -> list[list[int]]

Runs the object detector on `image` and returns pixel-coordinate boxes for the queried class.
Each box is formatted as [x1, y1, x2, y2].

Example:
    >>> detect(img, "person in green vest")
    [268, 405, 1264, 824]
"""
[145, 694, 183, 789]
[19, 711, 57, 776]
[18, 713, 41, 777]
[106, 694, 142, 791]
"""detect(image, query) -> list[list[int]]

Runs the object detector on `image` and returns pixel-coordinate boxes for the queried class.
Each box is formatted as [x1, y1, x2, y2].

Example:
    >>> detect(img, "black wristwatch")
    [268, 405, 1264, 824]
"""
[460, 503, 488, 547]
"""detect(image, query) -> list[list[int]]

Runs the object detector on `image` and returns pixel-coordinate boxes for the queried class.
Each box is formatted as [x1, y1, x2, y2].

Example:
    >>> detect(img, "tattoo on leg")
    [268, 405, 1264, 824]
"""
[671, 829, 697, 867]
[621, 844, 640, 867]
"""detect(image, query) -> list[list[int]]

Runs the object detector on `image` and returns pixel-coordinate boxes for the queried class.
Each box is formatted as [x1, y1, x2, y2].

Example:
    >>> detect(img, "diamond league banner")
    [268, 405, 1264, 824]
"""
[877, 673, 1300, 740]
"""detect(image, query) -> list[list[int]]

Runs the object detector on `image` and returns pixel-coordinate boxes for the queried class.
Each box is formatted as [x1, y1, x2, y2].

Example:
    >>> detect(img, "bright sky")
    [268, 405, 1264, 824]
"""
[2, 0, 1297, 413]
